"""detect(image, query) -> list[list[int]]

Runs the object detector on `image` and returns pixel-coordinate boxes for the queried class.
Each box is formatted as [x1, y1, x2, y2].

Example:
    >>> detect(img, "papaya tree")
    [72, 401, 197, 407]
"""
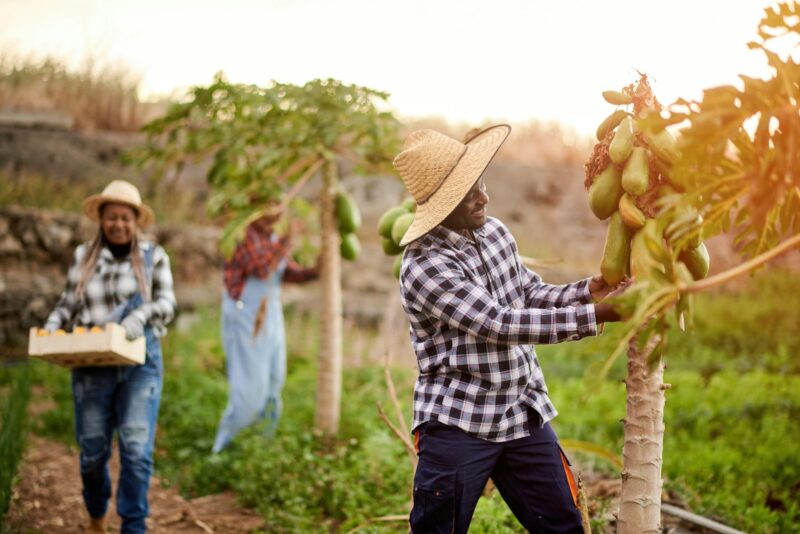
[134, 74, 400, 436]
[587, 3, 799, 531]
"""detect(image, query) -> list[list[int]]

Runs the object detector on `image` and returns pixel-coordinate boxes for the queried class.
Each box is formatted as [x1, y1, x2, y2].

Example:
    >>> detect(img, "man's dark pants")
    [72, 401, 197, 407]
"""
[410, 415, 583, 534]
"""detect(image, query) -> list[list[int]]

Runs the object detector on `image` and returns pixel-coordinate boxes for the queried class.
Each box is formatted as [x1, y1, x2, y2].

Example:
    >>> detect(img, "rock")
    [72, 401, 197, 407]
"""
[0, 233, 22, 256]
[35, 217, 74, 255]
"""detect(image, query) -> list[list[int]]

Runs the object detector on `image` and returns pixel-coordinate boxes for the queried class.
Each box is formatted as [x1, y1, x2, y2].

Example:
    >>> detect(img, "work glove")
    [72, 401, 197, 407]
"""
[120, 314, 146, 340]
[43, 322, 59, 334]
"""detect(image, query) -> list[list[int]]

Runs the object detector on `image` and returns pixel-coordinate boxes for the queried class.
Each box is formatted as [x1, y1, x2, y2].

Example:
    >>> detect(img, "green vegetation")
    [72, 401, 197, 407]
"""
[0, 364, 31, 527]
[17, 268, 800, 532]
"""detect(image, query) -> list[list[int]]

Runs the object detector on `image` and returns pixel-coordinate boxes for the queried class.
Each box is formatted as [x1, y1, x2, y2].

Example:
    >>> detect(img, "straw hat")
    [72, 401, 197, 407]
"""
[82, 180, 155, 227]
[393, 124, 510, 246]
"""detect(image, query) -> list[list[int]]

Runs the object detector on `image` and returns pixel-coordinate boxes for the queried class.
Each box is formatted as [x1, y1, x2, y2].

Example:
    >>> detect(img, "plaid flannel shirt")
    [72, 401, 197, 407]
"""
[399, 217, 598, 442]
[223, 226, 317, 301]
[45, 241, 176, 337]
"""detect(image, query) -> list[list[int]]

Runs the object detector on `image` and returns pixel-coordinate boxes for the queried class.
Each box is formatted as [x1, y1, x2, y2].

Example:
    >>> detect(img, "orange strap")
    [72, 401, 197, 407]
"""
[560, 450, 579, 507]
[414, 430, 420, 454]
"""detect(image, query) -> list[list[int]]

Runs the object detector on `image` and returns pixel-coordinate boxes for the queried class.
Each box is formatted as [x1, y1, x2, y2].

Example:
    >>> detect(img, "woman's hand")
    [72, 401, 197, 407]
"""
[121, 314, 146, 340]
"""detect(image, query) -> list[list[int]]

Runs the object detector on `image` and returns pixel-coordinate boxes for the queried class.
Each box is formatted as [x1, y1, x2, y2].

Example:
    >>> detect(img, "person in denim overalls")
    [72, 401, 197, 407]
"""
[44, 180, 177, 533]
[212, 209, 317, 453]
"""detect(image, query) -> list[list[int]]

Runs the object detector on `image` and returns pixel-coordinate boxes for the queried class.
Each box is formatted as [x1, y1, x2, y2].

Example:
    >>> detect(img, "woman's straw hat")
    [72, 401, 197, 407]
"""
[393, 124, 510, 246]
[82, 180, 155, 227]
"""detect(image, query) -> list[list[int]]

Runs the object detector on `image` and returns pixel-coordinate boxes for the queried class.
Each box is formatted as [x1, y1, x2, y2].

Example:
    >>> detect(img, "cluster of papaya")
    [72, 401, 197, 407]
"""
[587, 81, 710, 286]
[335, 191, 362, 261]
[376, 197, 416, 279]
[37, 326, 105, 336]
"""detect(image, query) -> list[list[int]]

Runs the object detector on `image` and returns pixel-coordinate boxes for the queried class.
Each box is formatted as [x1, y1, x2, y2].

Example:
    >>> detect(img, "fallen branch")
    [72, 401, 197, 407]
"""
[661, 503, 746, 534]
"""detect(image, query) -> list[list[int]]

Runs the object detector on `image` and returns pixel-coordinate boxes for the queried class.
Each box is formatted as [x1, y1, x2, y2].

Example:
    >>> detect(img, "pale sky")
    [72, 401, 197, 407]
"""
[0, 0, 796, 137]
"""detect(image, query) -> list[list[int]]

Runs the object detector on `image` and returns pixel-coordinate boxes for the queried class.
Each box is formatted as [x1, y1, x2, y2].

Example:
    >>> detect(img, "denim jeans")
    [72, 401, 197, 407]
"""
[71, 327, 162, 534]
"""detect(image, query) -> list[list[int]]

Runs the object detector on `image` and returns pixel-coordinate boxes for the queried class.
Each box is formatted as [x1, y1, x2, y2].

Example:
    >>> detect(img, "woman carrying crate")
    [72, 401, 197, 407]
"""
[43, 180, 176, 534]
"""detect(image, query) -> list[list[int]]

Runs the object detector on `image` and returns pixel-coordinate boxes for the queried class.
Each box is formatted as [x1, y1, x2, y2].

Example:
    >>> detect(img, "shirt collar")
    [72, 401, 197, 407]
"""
[430, 222, 488, 249]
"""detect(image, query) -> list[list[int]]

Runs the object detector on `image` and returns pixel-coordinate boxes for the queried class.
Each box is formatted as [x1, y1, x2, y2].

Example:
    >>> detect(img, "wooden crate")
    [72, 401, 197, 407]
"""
[28, 323, 146, 368]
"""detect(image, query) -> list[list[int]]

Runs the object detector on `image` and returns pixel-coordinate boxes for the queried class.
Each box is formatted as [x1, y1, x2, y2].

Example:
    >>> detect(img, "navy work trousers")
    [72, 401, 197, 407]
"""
[410, 418, 583, 534]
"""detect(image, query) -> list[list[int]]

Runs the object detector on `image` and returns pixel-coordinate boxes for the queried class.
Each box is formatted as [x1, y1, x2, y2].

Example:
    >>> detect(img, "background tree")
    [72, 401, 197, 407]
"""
[135, 75, 400, 436]
[593, 3, 799, 532]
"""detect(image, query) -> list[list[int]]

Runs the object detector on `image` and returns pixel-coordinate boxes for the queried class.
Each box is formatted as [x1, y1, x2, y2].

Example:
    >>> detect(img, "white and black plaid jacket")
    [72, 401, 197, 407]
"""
[45, 241, 176, 337]
[400, 217, 598, 442]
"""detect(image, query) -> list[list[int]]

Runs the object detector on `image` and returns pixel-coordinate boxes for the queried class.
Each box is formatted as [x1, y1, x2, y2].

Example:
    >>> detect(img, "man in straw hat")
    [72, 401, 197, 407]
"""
[43, 179, 176, 533]
[212, 205, 319, 453]
[394, 125, 628, 533]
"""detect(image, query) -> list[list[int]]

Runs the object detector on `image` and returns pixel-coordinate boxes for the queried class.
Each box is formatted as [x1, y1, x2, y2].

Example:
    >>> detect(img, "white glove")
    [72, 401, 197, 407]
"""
[43, 322, 59, 334]
[120, 314, 145, 340]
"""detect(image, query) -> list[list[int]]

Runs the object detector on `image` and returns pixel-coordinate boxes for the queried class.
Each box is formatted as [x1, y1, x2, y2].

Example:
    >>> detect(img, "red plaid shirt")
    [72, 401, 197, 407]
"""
[223, 225, 317, 300]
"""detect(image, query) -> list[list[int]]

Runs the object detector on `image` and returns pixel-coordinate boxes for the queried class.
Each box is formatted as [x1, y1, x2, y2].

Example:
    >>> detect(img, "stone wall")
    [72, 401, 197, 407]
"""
[0, 205, 222, 348]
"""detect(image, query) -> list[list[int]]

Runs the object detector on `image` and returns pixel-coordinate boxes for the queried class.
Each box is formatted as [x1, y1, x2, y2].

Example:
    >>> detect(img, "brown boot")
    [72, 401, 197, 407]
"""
[85, 515, 106, 533]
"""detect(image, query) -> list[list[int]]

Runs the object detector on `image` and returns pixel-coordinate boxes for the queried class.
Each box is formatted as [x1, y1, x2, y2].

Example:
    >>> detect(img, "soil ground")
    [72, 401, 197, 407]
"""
[6, 435, 265, 533]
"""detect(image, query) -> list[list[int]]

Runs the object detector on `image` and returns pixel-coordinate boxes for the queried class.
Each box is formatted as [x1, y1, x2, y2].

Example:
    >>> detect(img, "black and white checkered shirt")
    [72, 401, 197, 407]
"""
[400, 217, 598, 442]
[45, 241, 176, 337]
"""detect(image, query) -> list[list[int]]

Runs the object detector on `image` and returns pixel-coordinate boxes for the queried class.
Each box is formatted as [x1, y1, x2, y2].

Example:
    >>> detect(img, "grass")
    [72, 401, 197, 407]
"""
[14, 268, 800, 533]
[0, 53, 161, 132]
[0, 363, 31, 528]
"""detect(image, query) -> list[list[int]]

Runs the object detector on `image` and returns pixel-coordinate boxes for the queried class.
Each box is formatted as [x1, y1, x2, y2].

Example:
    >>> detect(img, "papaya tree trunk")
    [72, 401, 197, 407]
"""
[314, 159, 343, 436]
[617, 333, 665, 534]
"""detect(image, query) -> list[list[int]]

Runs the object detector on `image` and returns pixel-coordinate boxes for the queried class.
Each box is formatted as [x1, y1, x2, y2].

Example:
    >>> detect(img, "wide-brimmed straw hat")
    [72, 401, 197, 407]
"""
[82, 180, 155, 227]
[393, 124, 510, 246]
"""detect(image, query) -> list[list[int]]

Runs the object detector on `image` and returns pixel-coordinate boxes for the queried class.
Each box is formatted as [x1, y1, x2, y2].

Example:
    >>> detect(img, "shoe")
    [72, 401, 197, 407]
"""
[85, 515, 106, 533]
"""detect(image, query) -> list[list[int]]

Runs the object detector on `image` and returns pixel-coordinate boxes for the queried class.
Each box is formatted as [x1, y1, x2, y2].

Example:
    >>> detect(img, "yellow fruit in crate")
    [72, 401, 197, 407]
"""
[73, 327, 87, 334]
[37, 328, 49, 336]
[54, 329, 66, 335]
[90, 326, 104, 333]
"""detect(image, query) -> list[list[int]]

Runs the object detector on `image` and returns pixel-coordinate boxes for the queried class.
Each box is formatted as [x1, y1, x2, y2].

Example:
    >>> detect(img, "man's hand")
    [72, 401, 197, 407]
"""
[593, 276, 633, 323]
[120, 314, 146, 340]
[589, 275, 614, 302]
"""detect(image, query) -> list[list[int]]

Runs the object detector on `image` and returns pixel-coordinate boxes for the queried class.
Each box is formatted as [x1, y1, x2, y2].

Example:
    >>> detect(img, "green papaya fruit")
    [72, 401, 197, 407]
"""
[669, 207, 704, 249]
[588, 165, 624, 220]
[609, 117, 635, 164]
[596, 109, 629, 141]
[618, 193, 646, 229]
[679, 242, 710, 280]
[602, 90, 633, 105]
[377, 206, 408, 239]
[335, 192, 361, 234]
[391, 213, 415, 245]
[643, 128, 680, 164]
[392, 254, 403, 279]
[402, 197, 417, 212]
[621, 147, 650, 195]
[381, 236, 404, 256]
[340, 233, 361, 261]
[600, 211, 632, 286]
[629, 219, 664, 279]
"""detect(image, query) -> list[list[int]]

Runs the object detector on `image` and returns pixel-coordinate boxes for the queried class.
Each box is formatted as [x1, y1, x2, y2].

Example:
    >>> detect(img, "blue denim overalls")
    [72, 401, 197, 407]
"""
[212, 256, 288, 453]
[71, 245, 161, 534]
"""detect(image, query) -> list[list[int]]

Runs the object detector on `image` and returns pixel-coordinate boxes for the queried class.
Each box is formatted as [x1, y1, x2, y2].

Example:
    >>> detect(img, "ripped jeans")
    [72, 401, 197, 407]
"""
[71, 327, 162, 534]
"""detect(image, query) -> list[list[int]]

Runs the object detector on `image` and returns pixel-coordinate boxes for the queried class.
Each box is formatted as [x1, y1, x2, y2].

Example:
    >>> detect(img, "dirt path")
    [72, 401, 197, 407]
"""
[6, 435, 265, 533]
